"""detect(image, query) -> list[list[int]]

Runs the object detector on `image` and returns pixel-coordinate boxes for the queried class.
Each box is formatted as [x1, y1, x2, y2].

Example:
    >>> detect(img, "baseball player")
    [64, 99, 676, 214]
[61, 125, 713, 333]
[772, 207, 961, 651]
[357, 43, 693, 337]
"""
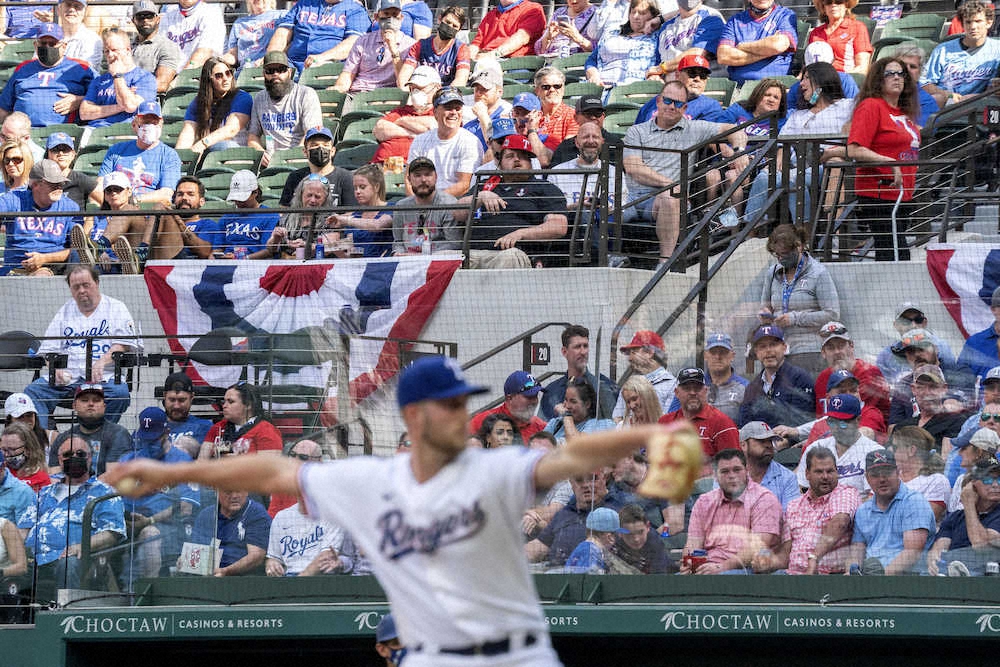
[107, 356, 667, 666]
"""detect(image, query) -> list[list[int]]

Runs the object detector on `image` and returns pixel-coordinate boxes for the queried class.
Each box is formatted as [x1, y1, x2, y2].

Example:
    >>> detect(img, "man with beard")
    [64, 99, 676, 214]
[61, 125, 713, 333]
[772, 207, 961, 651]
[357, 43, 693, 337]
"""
[161, 372, 212, 453]
[548, 122, 630, 230]
[814, 322, 889, 422]
[148, 176, 218, 260]
[660, 368, 739, 464]
[607, 452, 668, 528]
[739, 421, 799, 509]
[390, 157, 461, 255]
[468, 370, 547, 446]
[752, 447, 859, 574]
[796, 394, 884, 497]
[549, 95, 622, 167]
[716, 0, 797, 84]
[681, 448, 781, 573]
[99, 100, 182, 206]
[79, 29, 157, 127]
[248, 51, 323, 169]
[372, 65, 441, 167]
[889, 328, 975, 425]
[408, 87, 482, 198]
[739, 325, 815, 429]
[278, 127, 356, 207]
[892, 364, 968, 449]
[462, 68, 510, 151]
[131, 0, 183, 95]
[46, 385, 132, 475]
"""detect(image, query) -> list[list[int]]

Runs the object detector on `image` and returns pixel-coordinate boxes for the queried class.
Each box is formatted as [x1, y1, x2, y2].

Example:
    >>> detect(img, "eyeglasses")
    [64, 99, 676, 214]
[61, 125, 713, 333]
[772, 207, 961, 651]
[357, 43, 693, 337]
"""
[683, 69, 710, 80]
[61, 449, 88, 459]
[213, 70, 233, 80]
[982, 412, 1000, 423]
[883, 70, 907, 79]
[105, 186, 125, 195]
[3, 156, 23, 165]
[290, 452, 322, 461]
[264, 66, 289, 75]
[49, 145, 73, 154]
[660, 97, 686, 109]
[539, 83, 563, 91]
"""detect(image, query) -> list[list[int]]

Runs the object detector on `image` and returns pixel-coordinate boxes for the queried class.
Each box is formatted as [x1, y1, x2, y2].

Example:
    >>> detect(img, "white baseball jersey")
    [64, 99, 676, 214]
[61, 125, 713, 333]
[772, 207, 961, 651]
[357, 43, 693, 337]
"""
[796, 435, 884, 496]
[299, 447, 561, 666]
[267, 503, 344, 576]
[160, 1, 226, 69]
[37, 295, 141, 382]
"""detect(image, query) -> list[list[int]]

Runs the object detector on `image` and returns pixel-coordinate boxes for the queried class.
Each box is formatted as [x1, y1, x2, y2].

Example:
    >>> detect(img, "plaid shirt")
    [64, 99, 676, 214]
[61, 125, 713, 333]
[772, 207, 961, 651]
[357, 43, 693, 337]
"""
[782, 483, 859, 574]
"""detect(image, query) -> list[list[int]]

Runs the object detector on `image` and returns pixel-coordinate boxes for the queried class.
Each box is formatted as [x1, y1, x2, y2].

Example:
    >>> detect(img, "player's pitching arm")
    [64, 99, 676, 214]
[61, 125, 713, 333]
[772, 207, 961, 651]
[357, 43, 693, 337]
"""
[533, 425, 662, 490]
[105, 454, 303, 499]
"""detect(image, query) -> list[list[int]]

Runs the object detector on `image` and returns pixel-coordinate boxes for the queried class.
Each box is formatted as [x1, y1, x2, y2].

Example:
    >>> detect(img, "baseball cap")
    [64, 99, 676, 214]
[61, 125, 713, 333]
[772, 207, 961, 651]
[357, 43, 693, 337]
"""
[677, 53, 710, 72]
[895, 302, 925, 320]
[511, 92, 541, 112]
[586, 507, 628, 533]
[803, 41, 834, 65]
[262, 51, 290, 67]
[865, 449, 896, 471]
[503, 370, 541, 397]
[74, 383, 105, 399]
[29, 159, 70, 186]
[752, 324, 784, 344]
[491, 117, 516, 141]
[376, 0, 401, 12]
[433, 87, 464, 107]
[676, 367, 706, 386]
[35, 23, 64, 40]
[972, 453, 1000, 479]
[132, 0, 156, 14]
[4, 393, 37, 419]
[396, 356, 487, 408]
[136, 100, 162, 118]
[304, 127, 334, 143]
[575, 94, 604, 113]
[819, 321, 851, 345]
[163, 371, 194, 394]
[739, 420, 778, 441]
[407, 65, 441, 88]
[47, 132, 75, 151]
[968, 427, 1000, 452]
[500, 134, 534, 156]
[135, 406, 169, 442]
[407, 156, 436, 174]
[705, 332, 732, 351]
[826, 394, 861, 420]
[913, 363, 946, 385]
[826, 369, 858, 392]
[226, 169, 258, 202]
[984, 366, 1000, 385]
[103, 171, 131, 191]
[620, 330, 665, 352]
[62, 0, 87, 5]
[469, 69, 502, 90]
[375, 614, 398, 643]
[898, 328, 934, 349]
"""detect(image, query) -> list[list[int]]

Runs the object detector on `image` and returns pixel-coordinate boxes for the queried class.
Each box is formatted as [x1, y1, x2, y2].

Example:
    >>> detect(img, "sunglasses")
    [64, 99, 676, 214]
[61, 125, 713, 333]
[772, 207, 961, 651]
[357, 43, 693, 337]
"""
[982, 413, 1000, 423]
[539, 83, 563, 91]
[822, 0, 847, 4]
[882, 70, 906, 79]
[398, 439, 412, 448]
[306, 174, 330, 185]
[49, 145, 73, 154]
[581, 110, 604, 119]
[3, 156, 23, 165]
[683, 69, 709, 80]
[105, 186, 126, 195]
[896, 314, 926, 326]
[517, 379, 539, 393]
[660, 97, 686, 109]
[264, 66, 289, 75]
[980, 476, 1000, 486]
[213, 70, 233, 80]
[61, 449, 88, 459]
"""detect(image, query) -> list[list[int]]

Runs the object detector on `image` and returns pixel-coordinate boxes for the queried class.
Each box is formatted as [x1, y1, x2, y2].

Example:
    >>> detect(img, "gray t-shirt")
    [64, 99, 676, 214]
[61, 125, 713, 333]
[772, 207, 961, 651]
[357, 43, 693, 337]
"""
[49, 422, 133, 476]
[623, 117, 724, 199]
[132, 33, 183, 78]
[391, 190, 462, 255]
[248, 83, 322, 151]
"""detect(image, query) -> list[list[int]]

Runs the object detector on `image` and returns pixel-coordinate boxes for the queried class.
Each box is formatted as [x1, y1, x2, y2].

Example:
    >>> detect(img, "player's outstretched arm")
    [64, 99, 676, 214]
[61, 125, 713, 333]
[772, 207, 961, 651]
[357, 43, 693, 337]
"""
[104, 454, 303, 498]
[533, 425, 661, 490]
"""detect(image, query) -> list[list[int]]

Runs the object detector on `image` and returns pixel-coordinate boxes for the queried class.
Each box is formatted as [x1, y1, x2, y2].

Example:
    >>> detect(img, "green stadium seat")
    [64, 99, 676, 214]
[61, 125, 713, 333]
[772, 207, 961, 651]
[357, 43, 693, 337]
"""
[556, 52, 591, 83]
[338, 117, 379, 149]
[603, 109, 639, 135]
[31, 124, 85, 149]
[78, 122, 136, 155]
[605, 80, 663, 114]
[236, 66, 265, 92]
[162, 91, 196, 123]
[196, 147, 264, 177]
[333, 143, 377, 169]
[703, 78, 737, 107]
[71, 150, 105, 177]
[259, 148, 309, 176]
[501, 55, 545, 84]
[299, 61, 345, 90]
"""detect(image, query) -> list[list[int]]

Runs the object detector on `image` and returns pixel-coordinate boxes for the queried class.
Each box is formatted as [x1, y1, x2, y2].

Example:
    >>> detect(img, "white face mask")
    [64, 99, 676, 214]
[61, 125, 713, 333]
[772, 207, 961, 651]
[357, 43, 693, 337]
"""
[137, 123, 162, 145]
[47, 190, 63, 202]
[410, 90, 430, 108]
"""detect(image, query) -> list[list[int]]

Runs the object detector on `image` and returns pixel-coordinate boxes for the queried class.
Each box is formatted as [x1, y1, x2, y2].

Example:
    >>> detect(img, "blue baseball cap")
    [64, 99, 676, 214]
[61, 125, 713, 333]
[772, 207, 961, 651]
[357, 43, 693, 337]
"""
[491, 117, 516, 141]
[35, 23, 64, 40]
[375, 614, 398, 643]
[511, 92, 541, 112]
[304, 127, 334, 142]
[752, 325, 784, 344]
[705, 332, 732, 351]
[586, 507, 628, 533]
[396, 356, 488, 408]
[503, 370, 541, 397]
[826, 394, 861, 420]
[136, 100, 162, 118]
[47, 132, 75, 150]
[135, 406, 169, 442]
[433, 87, 464, 107]
[826, 369, 857, 392]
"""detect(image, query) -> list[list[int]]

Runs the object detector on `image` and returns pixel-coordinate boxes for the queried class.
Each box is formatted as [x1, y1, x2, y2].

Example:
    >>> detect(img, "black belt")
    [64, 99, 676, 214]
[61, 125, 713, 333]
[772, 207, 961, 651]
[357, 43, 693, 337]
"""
[432, 632, 537, 657]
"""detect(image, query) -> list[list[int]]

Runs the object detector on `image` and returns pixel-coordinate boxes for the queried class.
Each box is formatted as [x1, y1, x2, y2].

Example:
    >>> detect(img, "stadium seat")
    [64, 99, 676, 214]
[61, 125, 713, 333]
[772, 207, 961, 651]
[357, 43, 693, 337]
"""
[605, 80, 663, 114]
[70, 150, 104, 176]
[0, 40, 34, 68]
[881, 13, 949, 41]
[338, 117, 379, 149]
[703, 78, 736, 107]
[501, 55, 545, 84]
[315, 88, 348, 121]
[502, 83, 535, 98]
[171, 67, 202, 91]
[333, 143, 377, 169]
[603, 109, 639, 134]
[78, 122, 138, 155]
[257, 172, 289, 201]
[383, 166, 407, 199]
[236, 66, 265, 92]
[198, 172, 237, 200]
[556, 51, 591, 83]
[197, 147, 265, 177]
[341, 88, 409, 127]
[31, 123, 85, 148]
[161, 92, 195, 123]
[161, 120, 185, 147]
[563, 81, 603, 107]
[299, 61, 345, 90]
[259, 148, 308, 176]
[176, 148, 199, 176]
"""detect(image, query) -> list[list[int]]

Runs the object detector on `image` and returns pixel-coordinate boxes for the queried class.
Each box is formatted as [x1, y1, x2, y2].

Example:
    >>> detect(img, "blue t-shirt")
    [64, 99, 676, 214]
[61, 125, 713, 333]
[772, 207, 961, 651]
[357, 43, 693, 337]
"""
[279, 0, 370, 65]
[0, 189, 80, 275]
[177, 217, 221, 258]
[368, 1, 432, 38]
[216, 207, 281, 254]
[636, 92, 725, 124]
[5, 0, 44, 38]
[341, 208, 392, 257]
[719, 101, 785, 136]
[657, 8, 724, 58]
[463, 102, 509, 150]
[718, 5, 797, 83]
[184, 89, 254, 145]
[852, 482, 936, 571]
[99, 141, 183, 196]
[565, 540, 608, 573]
[118, 446, 200, 516]
[409, 36, 466, 85]
[227, 9, 286, 66]
[193, 498, 271, 568]
[83, 67, 159, 127]
[917, 88, 939, 127]
[920, 36, 1000, 97]
[0, 58, 94, 126]
[168, 414, 214, 446]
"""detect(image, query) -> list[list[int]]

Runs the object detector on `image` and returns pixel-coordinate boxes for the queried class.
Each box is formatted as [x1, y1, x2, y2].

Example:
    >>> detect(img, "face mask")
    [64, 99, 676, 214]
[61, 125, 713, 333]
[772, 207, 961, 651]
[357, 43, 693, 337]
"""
[830, 420, 858, 445]
[137, 123, 162, 145]
[747, 1, 771, 17]
[388, 647, 407, 666]
[778, 251, 799, 270]
[410, 90, 430, 108]
[37, 45, 61, 67]
[437, 22, 458, 40]
[677, 0, 699, 10]
[307, 147, 331, 168]
[379, 16, 402, 32]
[63, 455, 89, 478]
[807, 87, 822, 106]
[6, 452, 25, 471]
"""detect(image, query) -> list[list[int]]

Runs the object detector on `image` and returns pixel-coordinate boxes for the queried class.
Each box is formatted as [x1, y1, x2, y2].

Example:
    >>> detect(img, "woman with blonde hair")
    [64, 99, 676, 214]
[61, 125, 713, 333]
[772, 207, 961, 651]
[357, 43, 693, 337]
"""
[891, 425, 950, 524]
[807, 0, 872, 74]
[0, 140, 32, 194]
[618, 375, 662, 427]
[1, 421, 51, 492]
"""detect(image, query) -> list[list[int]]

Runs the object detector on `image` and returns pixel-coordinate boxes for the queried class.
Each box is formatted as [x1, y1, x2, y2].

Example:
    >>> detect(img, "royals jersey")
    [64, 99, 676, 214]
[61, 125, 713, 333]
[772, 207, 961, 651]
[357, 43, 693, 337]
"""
[0, 190, 80, 275]
[83, 67, 158, 127]
[36, 293, 140, 381]
[299, 447, 557, 654]
[718, 5, 797, 83]
[99, 141, 183, 196]
[279, 0, 370, 65]
[267, 504, 343, 575]
[160, 0, 227, 67]
[0, 57, 94, 126]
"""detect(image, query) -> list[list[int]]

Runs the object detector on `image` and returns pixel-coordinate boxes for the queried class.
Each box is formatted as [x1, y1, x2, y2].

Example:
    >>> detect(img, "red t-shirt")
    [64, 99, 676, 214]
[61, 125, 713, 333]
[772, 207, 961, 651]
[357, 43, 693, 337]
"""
[471, 1, 547, 57]
[807, 17, 872, 73]
[468, 404, 547, 444]
[539, 103, 579, 150]
[15, 467, 50, 492]
[371, 104, 435, 164]
[204, 418, 283, 456]
[814, 359, 890, 421]
[847, 97, 920, 201]
[659, 405, 740, 458]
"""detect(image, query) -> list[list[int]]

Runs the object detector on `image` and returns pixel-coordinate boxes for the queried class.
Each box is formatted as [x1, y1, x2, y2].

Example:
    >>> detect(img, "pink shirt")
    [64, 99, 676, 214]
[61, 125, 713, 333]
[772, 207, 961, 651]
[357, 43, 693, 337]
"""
[782, 483, 860, 574]
[687, 479, 782, 566]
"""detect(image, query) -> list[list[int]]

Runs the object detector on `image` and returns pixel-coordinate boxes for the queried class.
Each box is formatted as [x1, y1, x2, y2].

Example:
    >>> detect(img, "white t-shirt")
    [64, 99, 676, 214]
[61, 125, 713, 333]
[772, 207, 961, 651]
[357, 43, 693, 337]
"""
[160, 1, 226, 69]
[949, 473, 967, 513]
[549, 158, 627, 209]
[37, 294, 141, 382]
[248, 83, 323, 151]
[299, 446, 558, 656]
[906, 473, 951, 506]
[408, 128, 483, 194]
[796, 435, 884, 496]
[267, 503, 344, 576]
[64, 27, 103, 71]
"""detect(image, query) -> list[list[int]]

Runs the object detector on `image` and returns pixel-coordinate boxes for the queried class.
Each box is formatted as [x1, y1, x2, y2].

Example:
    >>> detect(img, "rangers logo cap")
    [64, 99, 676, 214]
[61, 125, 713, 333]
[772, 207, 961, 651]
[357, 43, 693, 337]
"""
[135, 406, 169, 442]
[397, 356, 488, 408]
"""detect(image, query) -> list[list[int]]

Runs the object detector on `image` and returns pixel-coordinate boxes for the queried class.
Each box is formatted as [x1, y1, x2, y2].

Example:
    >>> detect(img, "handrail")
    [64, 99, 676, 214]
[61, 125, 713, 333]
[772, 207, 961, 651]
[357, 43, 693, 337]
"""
[79, 492, 123, 585]
[462, 321, 574, 372]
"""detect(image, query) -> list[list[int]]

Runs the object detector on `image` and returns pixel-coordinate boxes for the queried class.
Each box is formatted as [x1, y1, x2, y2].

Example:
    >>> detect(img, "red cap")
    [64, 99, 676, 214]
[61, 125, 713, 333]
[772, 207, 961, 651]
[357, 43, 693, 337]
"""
[678, 54, 711, 72]
[620, 330, 665, 352]
[500, 134, 535, 156]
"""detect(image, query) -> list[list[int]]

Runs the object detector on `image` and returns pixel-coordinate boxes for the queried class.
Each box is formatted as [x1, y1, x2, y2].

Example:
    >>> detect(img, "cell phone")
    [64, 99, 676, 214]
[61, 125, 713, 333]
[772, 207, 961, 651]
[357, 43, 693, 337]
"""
[558, 17, 571, 26]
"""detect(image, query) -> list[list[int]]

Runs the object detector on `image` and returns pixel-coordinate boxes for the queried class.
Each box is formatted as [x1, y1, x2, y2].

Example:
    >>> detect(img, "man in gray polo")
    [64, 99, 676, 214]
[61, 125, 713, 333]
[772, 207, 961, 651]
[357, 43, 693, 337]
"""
[131, 0, 182, 95]
[622, 80, 747, 263]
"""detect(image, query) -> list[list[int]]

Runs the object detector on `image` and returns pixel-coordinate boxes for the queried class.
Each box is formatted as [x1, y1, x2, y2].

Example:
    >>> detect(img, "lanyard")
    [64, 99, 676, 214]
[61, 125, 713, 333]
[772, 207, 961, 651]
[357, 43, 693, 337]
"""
[780, 254, 806, 314]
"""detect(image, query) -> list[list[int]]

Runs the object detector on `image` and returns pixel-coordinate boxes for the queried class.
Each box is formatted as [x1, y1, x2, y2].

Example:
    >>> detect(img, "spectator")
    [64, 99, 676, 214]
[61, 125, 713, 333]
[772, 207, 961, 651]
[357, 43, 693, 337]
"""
[45, 132, 100, 209]
[198, 382, 283, 459]
[531, 67, 581, 167]
[848, 57, 922, 262]
[4, 392, 50, 451]
[0, 112, 44, 161]
[876, 304, 957, 388]
[927, 454, 1000, 576]
[324, 164, 393, 258]
[544, 378, 616, 443]
[374, 614, 406, 666]
[716, 0, 797, 84]
[949, 425, 1000, 512]
[847, 449, 935, 575]
[885, 44, 940, 127]
[946, 367, 1000, 483]
[521, 431, 572, 539]
[397, 0, 432, 40]
[564, 507, 627, 573]
[614, 330, 676, 417]
[160, 0, 226, 71]
[959, 285, 1000, 384]
[790, 369, 886, 445]
[266, 439, 324, 517]
[398, 5, 469, 87]
[608, 503, 670, 573]
[0, 23, 93, 127]
[477, 413, 517, 449]
[175, 57, 253, 153]
[891, 425, 950, 525]
[408, 87, 482, 198]
[703, 332, 749, 423]
[784, 41, 860, 113]
[147, 176, 218, 260]
[0, 140, 33, 195]
[223, 0, 285, 74]
[796, 394, 884, 496]
[738, 420, 800, 509]
[390, 156, 461, 255]
[79, 28, 157, 127]
[1, 0, 46, 38]
[585, 0, 660, 93]
[647, 0, 724, 77]
[1, 420, 51, 492]
[540, 324, 619, 422]
[72, 171, 149, 275]
[468, 370, 547, 446]
[0, 159, 81, 276]
[754, 447, 859, 574]
[814, 322, 890, 422]
[131, 0, 183, 95]
[248, 52, 323, 169]
[807, 0, 871, 74]
[468, 0, 546, 61]
[372, 65, 441, 167]
[591, 0, 631, 46]
[215, 170, 281, 259]
[0, 511, 27, 587]
[535, 0, 598, 60]
[160, 372, 213, 450]
[892, 364, 967, 448]
[268, 0, 369, 72]
[462, 69, 510, 152]
[636, 54, 726, 124]
[888, 328, 972, 425]
[921, 0, 1000, 108]
[681, 448, 782, 573]
[268, 174, 335, 258]
[278, 127, 356, 208]
[661, 368, 740, 463]
[45, 384, 132, 475]
[191, 489, 271, 576]
[607, 451, 668, 527]
[0, 425, 36, 524]
[17, 435, 125, 601]
[549, 94, 623, 167]
[334, 0, 415, 94]
[58, 0, 102, 71]
[506, 92, 550, 167]
[740, 324, 816, 428]
[454, 134, 567, 268]
[266, 501, 343, 576]
[99, 100, 182, 206]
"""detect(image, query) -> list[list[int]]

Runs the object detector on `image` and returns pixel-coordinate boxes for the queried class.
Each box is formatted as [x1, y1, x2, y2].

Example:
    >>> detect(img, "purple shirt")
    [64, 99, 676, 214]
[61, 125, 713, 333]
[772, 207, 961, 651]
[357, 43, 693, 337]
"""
[341, 30, 415, 93]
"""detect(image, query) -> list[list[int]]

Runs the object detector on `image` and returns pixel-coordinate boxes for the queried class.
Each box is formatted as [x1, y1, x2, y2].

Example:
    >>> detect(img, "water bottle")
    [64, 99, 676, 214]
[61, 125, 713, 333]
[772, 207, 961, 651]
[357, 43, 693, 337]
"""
[987, 562, 999, 576]
[421, 238, 431, 254]
[264, 134, 275, 157]
[315, 240, 325, 259]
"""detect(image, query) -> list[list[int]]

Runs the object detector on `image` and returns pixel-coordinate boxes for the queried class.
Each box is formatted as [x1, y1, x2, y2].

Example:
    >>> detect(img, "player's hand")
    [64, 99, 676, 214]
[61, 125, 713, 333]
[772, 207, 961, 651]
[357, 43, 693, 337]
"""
[103, 458, 174, 498]
[476, 190, 506, 213]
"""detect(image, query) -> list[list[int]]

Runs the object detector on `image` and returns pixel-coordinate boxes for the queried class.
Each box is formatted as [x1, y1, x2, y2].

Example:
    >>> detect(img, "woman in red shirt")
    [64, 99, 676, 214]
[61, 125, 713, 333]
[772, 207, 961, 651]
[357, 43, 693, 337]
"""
[808, 0, 872, 74]
[847, 57, 921, 262]
[199, 382, 283, 459]
[1, 421, 50, 492]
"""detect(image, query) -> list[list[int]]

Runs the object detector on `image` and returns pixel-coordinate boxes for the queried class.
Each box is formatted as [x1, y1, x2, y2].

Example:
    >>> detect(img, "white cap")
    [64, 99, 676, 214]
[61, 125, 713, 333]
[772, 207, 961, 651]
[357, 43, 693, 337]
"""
[407, 65, 441, 88]
[227, 169, 258, 202]
[103, 171, 131, 191]
[4, 392, 37, 419]
[803, 41, 834, 65]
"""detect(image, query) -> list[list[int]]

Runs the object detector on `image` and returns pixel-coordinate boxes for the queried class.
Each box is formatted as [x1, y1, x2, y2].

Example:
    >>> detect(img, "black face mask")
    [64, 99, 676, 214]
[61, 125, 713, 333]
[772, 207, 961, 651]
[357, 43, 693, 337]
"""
[37, 45, 61, 67]
[437, 22, 458, 41]
[307, 147, 331, 168]
[63, 455, 89, 478]
[5, 452, 25, 471]
[265, 78, 292, 101]
[78, 414, 105, 430]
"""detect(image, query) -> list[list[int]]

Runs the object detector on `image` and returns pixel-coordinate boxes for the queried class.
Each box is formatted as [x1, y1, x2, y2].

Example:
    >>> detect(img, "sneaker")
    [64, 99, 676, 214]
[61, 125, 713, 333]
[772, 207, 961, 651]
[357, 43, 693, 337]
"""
[70, 224, 99, 266]
[113, 237, 140, 275]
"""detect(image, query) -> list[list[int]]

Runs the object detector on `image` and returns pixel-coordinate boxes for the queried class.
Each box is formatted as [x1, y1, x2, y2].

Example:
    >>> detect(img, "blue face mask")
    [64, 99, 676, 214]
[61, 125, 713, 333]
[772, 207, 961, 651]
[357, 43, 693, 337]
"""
[388, 647, 407, 666]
